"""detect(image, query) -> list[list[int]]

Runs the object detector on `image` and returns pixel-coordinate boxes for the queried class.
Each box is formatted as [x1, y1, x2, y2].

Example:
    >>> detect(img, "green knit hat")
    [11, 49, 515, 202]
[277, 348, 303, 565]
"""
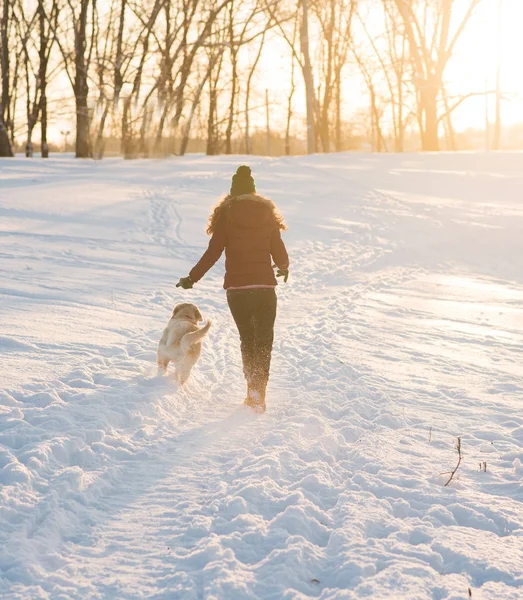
[230, 165, 256, 196]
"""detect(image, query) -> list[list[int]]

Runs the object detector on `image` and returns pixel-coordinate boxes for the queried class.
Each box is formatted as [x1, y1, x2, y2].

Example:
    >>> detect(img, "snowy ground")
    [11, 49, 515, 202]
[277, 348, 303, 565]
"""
[1, 153, 522, 599]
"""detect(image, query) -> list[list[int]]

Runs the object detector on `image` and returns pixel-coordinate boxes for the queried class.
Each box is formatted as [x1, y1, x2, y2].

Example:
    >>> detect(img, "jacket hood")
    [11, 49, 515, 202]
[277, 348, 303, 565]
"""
[228, 193, 275, 229]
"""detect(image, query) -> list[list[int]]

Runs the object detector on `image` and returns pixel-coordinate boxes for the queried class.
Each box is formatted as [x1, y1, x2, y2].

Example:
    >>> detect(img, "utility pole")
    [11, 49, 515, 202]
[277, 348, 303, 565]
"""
[484, 78, 490, 152]
[300, 0, 316, 154]
[492, 0, 503, 150]
[61, 130, 71, 152]
[266, 89, 271, 156]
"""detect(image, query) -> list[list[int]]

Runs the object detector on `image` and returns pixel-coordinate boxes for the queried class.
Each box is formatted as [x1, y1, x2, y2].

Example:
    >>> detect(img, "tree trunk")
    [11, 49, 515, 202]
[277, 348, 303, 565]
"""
[334, 68, 342, 152]
[154, 105, 169, 155]
[317, 0, 336, 154]
[225, 58, 236, 155]
[285, 70, 296, 156]
[265, 89, 271, 156]
[76, 96, 91, 157]
[369, 86, 387, 153]
[121, 96, 135, 158]
[421, 88, 439, 151]
[396, 27, 406, 152]
[0, 117, 11, 156]
[245, 30, 266, 155]
[25, 77, 34, 158]
[39, 0, 49, 158]
[74, 0, 91, 158]
[180, 60, 215, 156]
[396, 65, 404, 152]
[139, 104, 151, 157]
[25, 138, 33, 158]
[114, 0, 126, 104]
[24, 24, 38, 159]
[225, 1, 236, 155]
[41, 93, 48, 157]
[206, 86, 217, 156]
[0, 0, 13, 156]
[206, 50, 223, 156]
[94, 101, 109, 158]
[300, 0, 316, 154]
[442, 90, 457, 151]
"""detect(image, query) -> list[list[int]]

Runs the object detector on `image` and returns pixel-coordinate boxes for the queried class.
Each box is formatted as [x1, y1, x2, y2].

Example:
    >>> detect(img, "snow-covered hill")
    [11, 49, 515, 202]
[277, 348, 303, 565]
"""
[1, 153, 522, 599]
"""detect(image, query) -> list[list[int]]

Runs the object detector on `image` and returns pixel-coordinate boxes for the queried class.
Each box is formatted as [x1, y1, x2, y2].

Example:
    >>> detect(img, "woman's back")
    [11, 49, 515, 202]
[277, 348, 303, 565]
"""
[189, 192, 288, 290]
[224, 194, 286, 289]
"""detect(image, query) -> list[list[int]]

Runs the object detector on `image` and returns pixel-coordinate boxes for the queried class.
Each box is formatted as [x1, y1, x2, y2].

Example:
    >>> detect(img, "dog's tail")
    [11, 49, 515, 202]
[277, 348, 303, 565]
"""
[181, 320, 212, 350]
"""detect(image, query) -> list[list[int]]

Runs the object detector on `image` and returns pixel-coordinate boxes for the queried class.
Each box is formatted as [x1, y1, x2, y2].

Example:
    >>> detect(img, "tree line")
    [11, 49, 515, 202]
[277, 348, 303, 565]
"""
[0, 0, 499, 158]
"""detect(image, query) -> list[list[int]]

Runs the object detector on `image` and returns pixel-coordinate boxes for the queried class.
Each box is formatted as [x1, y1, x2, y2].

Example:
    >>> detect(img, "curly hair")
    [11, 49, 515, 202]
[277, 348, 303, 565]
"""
[206, 195, 287, 235]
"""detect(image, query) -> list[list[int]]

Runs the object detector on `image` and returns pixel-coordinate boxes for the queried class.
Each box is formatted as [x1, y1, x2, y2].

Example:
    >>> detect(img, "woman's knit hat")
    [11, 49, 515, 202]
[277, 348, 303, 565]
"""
[230, 165, 256, 196]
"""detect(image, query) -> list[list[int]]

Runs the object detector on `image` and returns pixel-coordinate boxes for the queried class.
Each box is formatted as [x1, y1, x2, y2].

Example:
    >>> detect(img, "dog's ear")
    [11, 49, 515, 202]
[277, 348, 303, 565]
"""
[172, 303, 183, 317]
[193, 306, 203, 322]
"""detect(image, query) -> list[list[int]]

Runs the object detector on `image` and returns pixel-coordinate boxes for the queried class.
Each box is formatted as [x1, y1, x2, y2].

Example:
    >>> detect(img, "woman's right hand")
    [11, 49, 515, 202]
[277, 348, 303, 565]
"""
[176, 276, 194, 289]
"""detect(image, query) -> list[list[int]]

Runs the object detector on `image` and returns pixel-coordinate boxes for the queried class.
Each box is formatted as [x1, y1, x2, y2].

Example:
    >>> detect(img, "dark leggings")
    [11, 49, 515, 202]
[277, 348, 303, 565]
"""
[227, 288, 277, 394]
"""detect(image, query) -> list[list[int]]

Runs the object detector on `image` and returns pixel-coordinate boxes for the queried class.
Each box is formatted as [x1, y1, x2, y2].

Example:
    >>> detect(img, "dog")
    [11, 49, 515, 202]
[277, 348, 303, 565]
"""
[157, 303, 211, 384]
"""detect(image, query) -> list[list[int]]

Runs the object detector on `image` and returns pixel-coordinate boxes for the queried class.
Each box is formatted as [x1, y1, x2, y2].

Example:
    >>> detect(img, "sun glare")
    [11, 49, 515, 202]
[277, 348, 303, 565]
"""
[447, 0, 523, 130]
[256, 0, 523, 136]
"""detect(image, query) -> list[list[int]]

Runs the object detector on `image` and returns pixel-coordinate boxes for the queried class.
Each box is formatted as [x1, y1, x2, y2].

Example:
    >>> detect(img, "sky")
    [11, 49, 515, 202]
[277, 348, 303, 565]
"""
[446, 0, 523, 131]
[44, 0, 523, 147]
[255, 0, 523, 136]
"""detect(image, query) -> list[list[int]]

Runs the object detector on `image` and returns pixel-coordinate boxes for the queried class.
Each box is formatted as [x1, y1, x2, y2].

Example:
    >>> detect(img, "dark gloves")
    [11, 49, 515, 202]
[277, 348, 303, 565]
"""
[176, 276, 194, 289]
[276, 268, 289, 283]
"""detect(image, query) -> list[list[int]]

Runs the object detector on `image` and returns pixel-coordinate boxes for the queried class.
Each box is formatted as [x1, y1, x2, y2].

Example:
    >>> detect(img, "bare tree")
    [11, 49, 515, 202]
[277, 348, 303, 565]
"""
[52, 0, 96, 157]
[0, 0, 14, 156]
[383, 0, 409, 151]
[18, 0, 40, 157]
[355, 1, 407, 152]
[91, 0, 116, 158]
[225, 0, 237, 154]
[206, 43, 225, 155]
[390, 0, 483, 151]
[351, 42, 388, 152]
[15, 0, 52, 157]
[284, 14, 298, 155]
[264, 0, 317, 154]
[244, 28, 267, 154]
[301, 0, 316, 153]
[169, 0, 235, 153]
[313, 0, 355, 152]
[73, 0, 95, 157]
[38, 0, 57, 157]
[179, 53, 220, 155]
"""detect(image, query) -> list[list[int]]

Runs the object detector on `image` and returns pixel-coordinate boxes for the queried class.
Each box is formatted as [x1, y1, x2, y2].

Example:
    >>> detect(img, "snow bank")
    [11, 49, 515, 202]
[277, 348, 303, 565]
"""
[1, 153, 522, 599]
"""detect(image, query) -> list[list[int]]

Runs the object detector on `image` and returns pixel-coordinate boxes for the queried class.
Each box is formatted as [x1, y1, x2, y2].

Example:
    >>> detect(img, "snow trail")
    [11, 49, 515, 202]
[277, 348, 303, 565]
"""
[1, 154, 523, 599]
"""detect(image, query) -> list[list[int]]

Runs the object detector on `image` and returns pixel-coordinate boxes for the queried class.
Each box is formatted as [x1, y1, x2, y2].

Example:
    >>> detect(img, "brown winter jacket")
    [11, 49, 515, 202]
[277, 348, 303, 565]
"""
[189, 194, 289, 289]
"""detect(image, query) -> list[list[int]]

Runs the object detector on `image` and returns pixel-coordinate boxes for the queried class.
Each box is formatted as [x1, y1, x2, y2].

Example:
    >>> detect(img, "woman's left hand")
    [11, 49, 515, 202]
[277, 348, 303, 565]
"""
[276, 268, 289, 283]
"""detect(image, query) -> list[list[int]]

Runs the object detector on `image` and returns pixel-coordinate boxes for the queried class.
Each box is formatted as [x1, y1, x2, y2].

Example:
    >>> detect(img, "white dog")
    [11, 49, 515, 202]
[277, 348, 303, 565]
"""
[157, 303, 211, 384]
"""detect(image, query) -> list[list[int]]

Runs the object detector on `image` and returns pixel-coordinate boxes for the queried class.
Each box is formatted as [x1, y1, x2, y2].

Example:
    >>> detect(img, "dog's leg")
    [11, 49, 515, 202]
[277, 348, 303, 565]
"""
[176, 366, 191, 386]
[175, 358, 194, 386]
[157, 359, 170, 374]
[157, 348, 170, 374]
[157, 328, 171, 374]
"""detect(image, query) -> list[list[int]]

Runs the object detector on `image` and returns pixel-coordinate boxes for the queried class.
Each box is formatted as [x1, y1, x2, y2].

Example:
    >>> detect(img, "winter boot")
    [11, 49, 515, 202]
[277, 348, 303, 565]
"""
[244, 384, 266, 413]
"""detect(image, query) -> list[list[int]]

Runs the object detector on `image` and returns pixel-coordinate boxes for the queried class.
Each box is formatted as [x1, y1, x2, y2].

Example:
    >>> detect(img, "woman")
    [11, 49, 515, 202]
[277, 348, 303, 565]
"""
[176, 165, 289, 413]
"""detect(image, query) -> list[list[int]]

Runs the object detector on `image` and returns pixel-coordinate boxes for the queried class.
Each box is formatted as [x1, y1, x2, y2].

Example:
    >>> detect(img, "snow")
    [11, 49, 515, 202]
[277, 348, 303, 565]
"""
[1, 152, 523, 599]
